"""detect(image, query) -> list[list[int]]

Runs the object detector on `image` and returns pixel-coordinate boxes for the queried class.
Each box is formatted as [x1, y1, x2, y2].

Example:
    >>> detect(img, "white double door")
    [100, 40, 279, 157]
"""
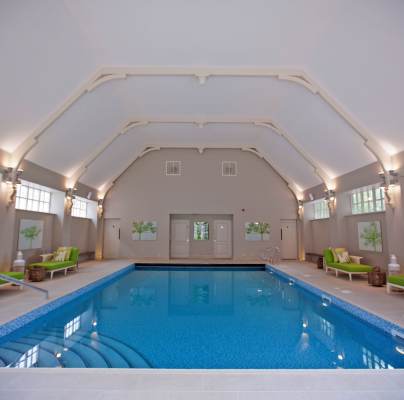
[170, 219, 232, 258]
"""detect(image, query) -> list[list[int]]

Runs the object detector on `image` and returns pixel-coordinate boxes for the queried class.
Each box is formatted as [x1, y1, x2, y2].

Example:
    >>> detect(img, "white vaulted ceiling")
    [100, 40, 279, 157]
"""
[1, 0, 403, 195]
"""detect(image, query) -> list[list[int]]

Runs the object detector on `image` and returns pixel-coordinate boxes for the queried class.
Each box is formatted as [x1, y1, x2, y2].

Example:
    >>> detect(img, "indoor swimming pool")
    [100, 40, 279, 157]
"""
[1, 265, 404, 369]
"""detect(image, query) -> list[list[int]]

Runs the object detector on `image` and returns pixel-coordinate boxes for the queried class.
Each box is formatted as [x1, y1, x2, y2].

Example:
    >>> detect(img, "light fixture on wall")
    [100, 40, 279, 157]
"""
[324, 189, 336, 211]
[97, 198, 104, 218]
[379, 170, 399, 206]
[65, 187, 76, 214]
[1, 167, 23, 207]
[297, 200, 304, 218]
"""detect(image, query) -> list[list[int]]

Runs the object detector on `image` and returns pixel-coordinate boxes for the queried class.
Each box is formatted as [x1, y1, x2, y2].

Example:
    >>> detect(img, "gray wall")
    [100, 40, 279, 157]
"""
[104, 148, 298, 260]
[303, 150, 404, 270]
[0, 148, 98, 270]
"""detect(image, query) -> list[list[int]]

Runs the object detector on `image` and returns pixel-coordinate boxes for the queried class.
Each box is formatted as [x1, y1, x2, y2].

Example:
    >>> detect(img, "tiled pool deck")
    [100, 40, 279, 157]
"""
[1, 259, 404, 399]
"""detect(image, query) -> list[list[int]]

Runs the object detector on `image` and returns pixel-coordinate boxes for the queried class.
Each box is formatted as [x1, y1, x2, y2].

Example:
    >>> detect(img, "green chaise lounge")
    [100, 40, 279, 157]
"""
[387, 275, 404, 293]
[323, 248, 373, 281]
[0, 271, 25, 289]
[29, 247, 80, 280]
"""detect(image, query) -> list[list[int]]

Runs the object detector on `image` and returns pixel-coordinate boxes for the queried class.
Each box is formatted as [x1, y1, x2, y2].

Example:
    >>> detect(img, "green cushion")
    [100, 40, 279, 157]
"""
[0, 271, 24, 285]
[70, 247, 80, 263]
[29, 247, 79, 272]
[30, 261, 74, 270]
[323, 249, 334, 265]
[388, 275, 404, 287]
[328, 262, 372, 273]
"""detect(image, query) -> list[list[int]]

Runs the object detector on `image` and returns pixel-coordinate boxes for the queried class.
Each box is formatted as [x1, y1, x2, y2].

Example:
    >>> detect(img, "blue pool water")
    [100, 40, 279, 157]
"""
[1, 266, 404, 369]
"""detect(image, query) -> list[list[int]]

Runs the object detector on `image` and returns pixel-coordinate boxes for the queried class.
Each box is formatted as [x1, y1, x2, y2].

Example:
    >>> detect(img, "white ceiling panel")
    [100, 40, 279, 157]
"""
[1, 0, 403, 193]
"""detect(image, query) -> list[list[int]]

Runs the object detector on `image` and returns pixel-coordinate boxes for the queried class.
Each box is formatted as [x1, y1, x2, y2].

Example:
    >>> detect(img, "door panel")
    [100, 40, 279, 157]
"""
[280, 220, 297, 260]
[103, 219, 120, 259]
[214, 220, 232, 258]
[171, 220, 190, 258]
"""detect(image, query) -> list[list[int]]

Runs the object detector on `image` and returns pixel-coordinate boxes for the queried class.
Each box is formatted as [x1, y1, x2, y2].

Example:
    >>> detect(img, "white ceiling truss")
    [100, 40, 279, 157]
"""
[5, 67, 394, 193]
[98, 142, 303, 203]
[65, 117, 328, 199]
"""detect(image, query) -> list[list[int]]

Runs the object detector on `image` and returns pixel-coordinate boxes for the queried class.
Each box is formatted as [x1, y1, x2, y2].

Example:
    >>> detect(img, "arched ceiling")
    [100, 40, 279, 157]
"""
[1, 0, 403, 197]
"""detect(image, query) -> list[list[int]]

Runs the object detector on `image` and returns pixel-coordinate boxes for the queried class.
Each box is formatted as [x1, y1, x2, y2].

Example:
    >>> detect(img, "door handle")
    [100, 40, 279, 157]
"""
[281, 229, 283, 241]
[118, 228, 121, 240]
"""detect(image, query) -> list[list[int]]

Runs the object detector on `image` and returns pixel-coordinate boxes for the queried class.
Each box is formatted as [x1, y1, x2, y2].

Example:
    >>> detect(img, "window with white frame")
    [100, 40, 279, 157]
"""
[351, 185, 385, 215]
[15, 180, 51, 213]
[312, 199, 330, 220]
[72, 197, 88, 218]
[222, 161, 237, 176]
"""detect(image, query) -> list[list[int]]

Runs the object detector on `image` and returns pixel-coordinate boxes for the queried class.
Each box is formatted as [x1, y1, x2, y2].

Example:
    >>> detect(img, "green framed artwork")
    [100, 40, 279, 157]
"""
[18, 219, 43, 250]
[245, 222, 271, 241]
[132, 221, 157, 240]
[358, 221, 382, 252]
[193, 221, 209, 240]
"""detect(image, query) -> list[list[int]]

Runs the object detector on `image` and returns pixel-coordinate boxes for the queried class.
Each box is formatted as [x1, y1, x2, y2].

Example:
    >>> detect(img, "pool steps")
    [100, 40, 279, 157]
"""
[0, 329, 151, 368]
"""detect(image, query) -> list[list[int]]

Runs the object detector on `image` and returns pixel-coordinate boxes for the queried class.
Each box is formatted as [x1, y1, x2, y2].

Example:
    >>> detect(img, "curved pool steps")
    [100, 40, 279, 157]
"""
[37, 330, 130, 368]
[28, 332, 110, 368]
[40, 327, 151, 368]
[15, 336, 87, 368]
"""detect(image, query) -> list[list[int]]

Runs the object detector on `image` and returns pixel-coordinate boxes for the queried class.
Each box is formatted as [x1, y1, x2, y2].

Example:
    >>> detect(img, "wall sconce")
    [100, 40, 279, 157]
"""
[97, 198, 104, 218]
[379, 170, 399, 207]
[297, 200, 304, 217]
[65, 187, 76, 214]
[2, 167, 23, 207]
[325, 189, 336, 211]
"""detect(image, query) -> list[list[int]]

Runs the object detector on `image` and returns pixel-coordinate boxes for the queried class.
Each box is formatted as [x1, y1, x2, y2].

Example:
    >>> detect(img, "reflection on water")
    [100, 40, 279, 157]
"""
[1, 268, 404, 369]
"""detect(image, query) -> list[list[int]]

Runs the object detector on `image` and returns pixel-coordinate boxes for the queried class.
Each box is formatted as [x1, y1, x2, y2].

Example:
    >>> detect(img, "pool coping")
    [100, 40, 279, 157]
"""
[1, 263, 404, 343]
[266, 264, 404, 339]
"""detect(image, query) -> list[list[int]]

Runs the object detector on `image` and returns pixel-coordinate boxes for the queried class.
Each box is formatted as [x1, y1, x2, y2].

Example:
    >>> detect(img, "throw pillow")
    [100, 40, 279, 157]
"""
[40, 253, 53, 262]
[330, 248, 339, 263]
[337, 251, 350, 263]
[54, 250, 66, 262]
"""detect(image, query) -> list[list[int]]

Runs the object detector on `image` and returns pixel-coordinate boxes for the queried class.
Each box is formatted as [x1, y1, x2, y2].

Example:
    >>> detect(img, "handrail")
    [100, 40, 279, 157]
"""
[0, 274, 49, 299]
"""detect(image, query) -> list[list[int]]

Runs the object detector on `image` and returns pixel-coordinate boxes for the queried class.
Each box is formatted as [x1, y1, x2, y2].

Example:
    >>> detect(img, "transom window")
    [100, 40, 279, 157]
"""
[72, 197, 88, 218]
[351, 185, 385, 215]
[16, 180, 51, 213]
[312, 199, 330, 220]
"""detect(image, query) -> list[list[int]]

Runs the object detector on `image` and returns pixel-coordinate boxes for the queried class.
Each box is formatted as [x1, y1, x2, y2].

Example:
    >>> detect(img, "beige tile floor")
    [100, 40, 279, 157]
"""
[1, 258, 404, 399]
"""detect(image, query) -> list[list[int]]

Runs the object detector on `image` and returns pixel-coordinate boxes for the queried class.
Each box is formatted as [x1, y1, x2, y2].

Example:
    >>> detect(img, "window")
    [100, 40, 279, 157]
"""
[16, 180, 51, 213]
[312, 199, 330, 220]
[165, 161, 181, 176]
[193, 221, 209, 240]
[351, 185, 385, 215]
[64, 316, 81, 339]
[72, 197, 88, 218]
[222, 161, 237, 176]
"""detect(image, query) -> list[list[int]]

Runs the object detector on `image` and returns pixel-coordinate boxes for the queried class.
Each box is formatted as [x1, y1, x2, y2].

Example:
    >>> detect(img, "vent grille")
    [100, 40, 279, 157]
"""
[222, 161, 237, 176]
[165, 161, 182, 176]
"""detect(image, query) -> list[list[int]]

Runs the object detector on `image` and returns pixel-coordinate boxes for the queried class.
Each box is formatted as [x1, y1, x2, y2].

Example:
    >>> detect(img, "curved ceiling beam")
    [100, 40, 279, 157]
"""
[7, 67, 392, 184]
[98, 144, 303, 202]
[67, 118, 327, 194]
[254, 121, 334, 190]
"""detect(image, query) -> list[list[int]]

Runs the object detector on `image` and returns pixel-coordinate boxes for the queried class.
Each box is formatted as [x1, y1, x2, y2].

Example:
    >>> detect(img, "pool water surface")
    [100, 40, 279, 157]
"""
[1, 266, 404, 369]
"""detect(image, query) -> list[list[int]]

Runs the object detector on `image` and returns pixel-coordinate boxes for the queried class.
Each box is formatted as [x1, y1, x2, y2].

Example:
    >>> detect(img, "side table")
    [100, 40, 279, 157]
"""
[368, 270, 387, 287]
